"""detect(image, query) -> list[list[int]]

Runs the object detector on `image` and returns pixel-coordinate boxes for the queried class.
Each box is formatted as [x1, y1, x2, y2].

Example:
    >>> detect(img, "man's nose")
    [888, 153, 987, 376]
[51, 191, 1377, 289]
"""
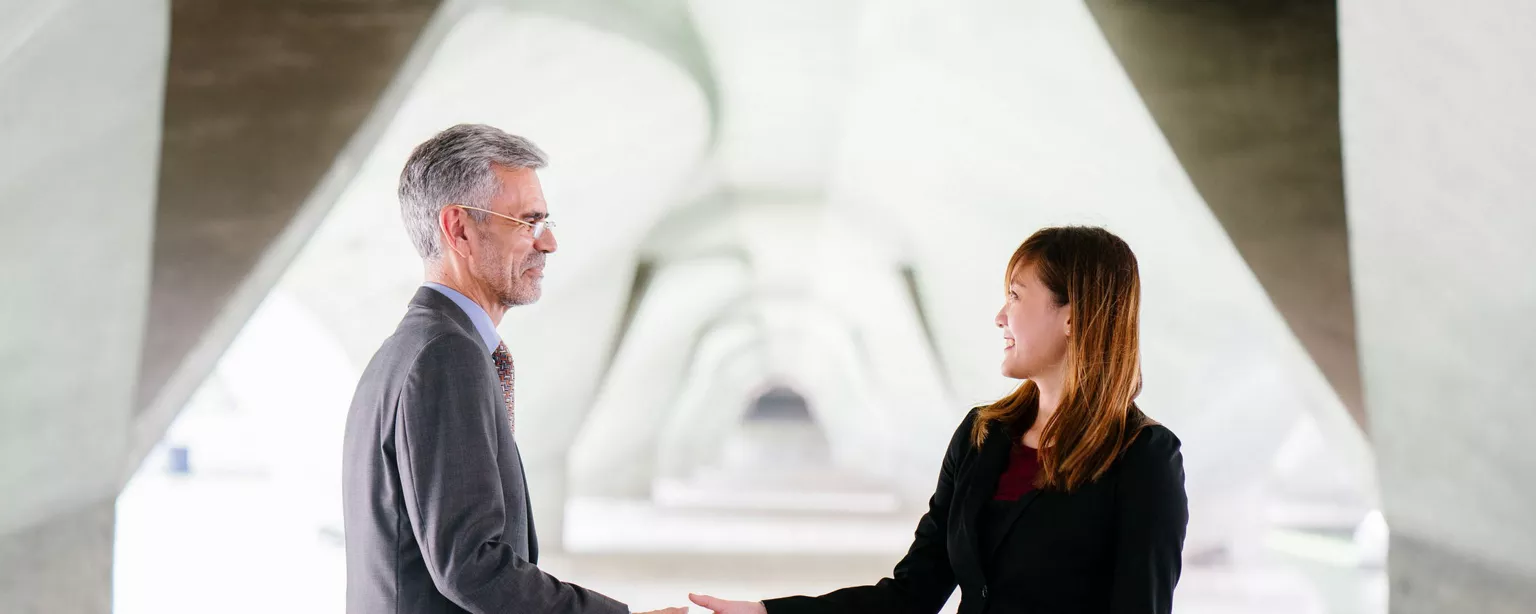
[536, 228, 557, 253]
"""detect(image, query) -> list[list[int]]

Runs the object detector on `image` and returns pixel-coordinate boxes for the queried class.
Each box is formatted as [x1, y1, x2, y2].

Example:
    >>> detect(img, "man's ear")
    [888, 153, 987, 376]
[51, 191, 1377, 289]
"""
[440, 206, 472, 259]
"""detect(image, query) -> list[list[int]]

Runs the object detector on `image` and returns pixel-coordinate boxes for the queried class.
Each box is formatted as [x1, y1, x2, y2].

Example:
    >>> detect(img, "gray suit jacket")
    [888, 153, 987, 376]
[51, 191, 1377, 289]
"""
[342, 287, 627, 614]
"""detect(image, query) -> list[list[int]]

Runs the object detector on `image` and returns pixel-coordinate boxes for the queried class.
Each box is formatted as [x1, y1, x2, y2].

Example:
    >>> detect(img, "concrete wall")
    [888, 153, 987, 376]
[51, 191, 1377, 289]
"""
[1340, 0, 1536, 611]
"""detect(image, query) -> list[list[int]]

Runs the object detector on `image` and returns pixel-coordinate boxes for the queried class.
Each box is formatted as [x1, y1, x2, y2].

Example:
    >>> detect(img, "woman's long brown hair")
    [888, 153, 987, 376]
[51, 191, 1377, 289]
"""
[971, 226, 1154, 492]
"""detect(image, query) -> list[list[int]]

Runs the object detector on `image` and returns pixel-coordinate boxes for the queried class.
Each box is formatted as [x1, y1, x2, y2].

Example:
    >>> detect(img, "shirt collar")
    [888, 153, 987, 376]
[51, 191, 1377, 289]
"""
[423, 282, 502, 354]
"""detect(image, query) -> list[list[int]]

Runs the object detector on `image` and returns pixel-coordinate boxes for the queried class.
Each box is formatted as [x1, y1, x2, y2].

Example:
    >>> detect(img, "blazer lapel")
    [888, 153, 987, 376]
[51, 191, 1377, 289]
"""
[957, 425, 1012, 578]
[986, 488, 1043, 562]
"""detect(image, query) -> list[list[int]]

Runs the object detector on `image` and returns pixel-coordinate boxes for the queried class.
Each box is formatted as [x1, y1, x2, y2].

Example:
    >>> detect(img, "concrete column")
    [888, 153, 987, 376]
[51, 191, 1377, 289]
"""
[0, 0, 167, 611]
[0, 500, 118, 614]
[1341, 0, 1536, 611]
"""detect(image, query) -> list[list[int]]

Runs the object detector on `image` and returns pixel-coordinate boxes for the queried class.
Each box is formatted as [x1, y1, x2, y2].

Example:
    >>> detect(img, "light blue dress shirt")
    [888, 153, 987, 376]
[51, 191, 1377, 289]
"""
[423, 282, 501, 355]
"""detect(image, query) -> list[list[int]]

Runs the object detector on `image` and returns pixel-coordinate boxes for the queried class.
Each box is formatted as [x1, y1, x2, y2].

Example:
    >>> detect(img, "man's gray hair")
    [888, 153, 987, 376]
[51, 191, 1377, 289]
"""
[398, 123, 549, 260]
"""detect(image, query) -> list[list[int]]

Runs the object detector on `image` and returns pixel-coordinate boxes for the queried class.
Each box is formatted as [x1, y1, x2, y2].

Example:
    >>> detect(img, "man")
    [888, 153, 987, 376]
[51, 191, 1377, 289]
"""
[342, 124, 683, 614]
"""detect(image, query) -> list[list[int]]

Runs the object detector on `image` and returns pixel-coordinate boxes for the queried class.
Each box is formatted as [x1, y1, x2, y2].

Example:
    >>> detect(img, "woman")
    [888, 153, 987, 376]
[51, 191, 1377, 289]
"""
[690, 226, 1188, 614]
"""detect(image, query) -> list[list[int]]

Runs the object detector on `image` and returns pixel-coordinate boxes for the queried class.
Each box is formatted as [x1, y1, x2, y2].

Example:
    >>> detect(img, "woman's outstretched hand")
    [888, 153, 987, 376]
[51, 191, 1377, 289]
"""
[688, 593, 768, 614]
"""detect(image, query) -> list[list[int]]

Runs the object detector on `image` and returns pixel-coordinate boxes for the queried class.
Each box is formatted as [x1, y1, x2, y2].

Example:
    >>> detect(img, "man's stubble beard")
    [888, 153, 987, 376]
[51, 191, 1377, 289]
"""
[482, 249, 543, 308]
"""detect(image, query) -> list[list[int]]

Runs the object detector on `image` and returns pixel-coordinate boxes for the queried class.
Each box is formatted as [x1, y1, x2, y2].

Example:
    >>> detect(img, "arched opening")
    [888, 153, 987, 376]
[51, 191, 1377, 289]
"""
[717, 386, 831, 471]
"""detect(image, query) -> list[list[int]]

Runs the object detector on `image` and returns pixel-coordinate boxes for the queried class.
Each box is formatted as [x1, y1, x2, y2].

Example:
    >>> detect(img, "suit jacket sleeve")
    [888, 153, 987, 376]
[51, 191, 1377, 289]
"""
[762, 410, 974, 614]
[1109, 427, 1189, 614]
[394, 334, 627, 614]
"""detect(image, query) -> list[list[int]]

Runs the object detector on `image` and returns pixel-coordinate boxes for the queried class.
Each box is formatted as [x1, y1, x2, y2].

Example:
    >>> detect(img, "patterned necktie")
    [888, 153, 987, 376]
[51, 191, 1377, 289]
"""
[491, 341, 515, 434]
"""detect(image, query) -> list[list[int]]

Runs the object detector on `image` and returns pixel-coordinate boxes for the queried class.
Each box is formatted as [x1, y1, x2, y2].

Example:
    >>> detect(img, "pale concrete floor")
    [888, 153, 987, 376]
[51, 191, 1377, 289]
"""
[114, 462, 1384, 614]
[115, 369, 1385, 614]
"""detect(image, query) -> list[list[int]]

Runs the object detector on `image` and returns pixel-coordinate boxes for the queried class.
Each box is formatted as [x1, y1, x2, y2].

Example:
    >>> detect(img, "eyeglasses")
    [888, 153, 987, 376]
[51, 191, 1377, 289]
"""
[452, 205, 556, 239]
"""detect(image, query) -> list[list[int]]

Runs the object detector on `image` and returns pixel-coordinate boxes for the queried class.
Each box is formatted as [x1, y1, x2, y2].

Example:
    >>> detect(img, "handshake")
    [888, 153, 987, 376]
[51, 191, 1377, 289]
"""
[637, 593, 767, 614]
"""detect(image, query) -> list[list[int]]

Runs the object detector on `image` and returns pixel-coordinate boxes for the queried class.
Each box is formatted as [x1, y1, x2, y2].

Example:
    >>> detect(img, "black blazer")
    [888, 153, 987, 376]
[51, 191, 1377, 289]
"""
[764, 408, 1187, 614]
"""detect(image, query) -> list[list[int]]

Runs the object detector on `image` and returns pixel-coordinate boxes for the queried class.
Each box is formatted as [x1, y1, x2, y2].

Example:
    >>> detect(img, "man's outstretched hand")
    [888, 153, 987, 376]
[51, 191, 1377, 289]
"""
[688, 593, 767, 614]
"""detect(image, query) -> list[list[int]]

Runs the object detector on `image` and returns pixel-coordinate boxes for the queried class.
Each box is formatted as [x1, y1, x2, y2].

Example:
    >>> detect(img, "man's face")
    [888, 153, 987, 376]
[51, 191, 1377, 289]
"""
[470, 165, 557, 307]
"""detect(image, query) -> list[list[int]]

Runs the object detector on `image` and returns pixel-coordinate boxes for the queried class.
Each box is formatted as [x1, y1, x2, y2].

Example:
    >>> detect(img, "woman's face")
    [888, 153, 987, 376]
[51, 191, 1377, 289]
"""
[996, 263, 1071, 380]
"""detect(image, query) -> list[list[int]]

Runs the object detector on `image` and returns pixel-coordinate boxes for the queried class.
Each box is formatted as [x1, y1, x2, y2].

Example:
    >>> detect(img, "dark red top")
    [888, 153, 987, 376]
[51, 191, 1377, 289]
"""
[993, 444, 1041, 501]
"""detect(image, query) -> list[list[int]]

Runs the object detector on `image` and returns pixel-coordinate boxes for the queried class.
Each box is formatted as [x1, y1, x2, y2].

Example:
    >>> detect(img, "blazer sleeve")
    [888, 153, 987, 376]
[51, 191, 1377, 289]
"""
[394, 334, 628, 614]
[1109, 426, 1189, 614]
[762, 410, 975, 614]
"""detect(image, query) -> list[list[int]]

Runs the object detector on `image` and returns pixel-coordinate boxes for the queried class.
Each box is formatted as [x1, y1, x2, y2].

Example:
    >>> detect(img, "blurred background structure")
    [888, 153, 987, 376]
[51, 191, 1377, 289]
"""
[2, 1, 1533, 613]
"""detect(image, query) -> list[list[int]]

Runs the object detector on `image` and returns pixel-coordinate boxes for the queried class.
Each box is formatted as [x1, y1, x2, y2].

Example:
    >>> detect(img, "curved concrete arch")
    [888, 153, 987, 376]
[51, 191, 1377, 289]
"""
[568, 257, 755, 499]
[132, 0, 724, 480]
[653, 318, 897, 492]
[662, 303, 891, 467]
[685, 0, 866, 192]
[571, 285, 889, 500]
[653, 322, 773, 482]
[590, 286, 950, 506]
[574, 265, 948, 505]
[567, 181, 962, 504]
[462, 0, 721, 135]
[640, 189, 959, 425]
[1083, 0, 1361, 426]
[133, 0, 449, 473]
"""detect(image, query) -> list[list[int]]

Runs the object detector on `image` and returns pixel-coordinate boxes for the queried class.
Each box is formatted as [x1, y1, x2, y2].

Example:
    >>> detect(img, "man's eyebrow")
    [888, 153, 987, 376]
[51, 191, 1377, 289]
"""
[522, 211, 549, 222]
